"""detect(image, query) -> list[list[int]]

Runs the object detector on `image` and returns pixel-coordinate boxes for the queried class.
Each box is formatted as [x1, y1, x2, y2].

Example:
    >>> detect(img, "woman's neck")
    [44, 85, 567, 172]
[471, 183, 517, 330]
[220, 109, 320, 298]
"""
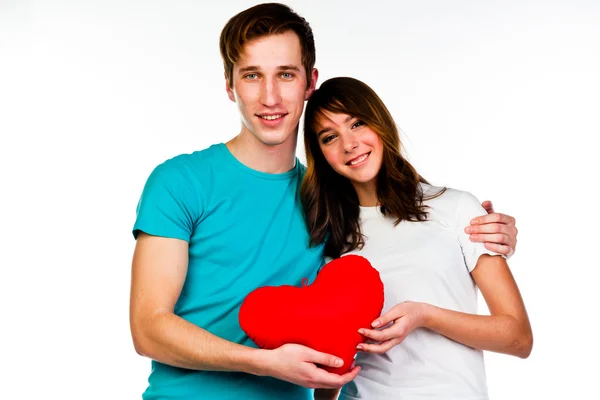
[352, 181, 379, 207]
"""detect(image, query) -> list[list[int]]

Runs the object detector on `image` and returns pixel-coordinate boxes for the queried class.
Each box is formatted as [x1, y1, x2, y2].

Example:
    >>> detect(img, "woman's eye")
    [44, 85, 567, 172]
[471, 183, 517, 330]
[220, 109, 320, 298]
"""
[352, 120, 365, 129]
[322, 135, 335, 144]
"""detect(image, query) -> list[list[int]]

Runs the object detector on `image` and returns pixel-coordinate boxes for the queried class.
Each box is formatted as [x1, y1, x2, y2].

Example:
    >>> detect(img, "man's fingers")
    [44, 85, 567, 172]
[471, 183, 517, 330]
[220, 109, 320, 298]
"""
[307, 350, 344, 369]
[309, 365, 360, 389]
[484, 242, 513, 257]
[469, 233, 510, 245]
[470, 234, 515, 256]
[470, 213, 515, 226]
[339, 366, 361, 383]
[306, 368, 342, 389]
[466, 223, 510, 235]
[481, 200, 494, 214]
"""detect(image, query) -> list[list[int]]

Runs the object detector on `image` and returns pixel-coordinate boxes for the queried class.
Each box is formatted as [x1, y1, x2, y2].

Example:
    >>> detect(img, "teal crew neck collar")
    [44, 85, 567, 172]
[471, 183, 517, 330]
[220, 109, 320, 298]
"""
[216, 143, 299, 180]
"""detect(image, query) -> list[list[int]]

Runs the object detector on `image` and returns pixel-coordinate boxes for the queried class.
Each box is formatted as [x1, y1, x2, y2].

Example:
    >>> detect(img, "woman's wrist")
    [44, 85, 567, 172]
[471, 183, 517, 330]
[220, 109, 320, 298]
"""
[419, 302, 437, 329]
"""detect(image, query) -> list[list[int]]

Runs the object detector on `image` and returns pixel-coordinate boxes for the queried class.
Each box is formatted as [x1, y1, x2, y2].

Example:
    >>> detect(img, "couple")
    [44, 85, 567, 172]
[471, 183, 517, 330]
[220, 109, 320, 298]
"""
[130, 3, 532, 400]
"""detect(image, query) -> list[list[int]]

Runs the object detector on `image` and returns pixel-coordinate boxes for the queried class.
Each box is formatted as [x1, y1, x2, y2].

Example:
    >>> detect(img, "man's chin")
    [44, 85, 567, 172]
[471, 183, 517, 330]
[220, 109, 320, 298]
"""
[256, 132, 297, 147]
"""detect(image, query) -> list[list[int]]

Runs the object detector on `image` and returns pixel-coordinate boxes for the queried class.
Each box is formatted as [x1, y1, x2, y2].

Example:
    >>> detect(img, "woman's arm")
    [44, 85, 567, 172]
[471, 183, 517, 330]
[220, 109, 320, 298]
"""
[358, 255, 533, 358]
[423, 255, 533, 357]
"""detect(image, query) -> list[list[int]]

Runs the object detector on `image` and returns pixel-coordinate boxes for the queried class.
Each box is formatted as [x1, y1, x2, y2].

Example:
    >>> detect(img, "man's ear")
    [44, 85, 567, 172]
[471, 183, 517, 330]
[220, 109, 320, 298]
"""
[305, 68, 319, 100]
[225, 72, 235, 102]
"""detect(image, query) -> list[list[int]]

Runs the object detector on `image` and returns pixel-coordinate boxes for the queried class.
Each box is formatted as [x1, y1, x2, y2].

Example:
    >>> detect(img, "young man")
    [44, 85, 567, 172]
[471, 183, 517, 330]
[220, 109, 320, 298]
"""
[129, 3, 519, 399]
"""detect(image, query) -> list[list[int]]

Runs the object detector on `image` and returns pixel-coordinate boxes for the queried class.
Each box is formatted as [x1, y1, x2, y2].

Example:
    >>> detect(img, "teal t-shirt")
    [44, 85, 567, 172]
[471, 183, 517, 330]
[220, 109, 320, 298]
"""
[133, 143, 325, 399]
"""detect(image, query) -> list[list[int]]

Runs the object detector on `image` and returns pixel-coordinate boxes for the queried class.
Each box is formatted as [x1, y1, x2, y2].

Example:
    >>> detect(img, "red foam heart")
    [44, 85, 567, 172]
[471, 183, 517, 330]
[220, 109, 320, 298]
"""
[239, 254, 384, 374]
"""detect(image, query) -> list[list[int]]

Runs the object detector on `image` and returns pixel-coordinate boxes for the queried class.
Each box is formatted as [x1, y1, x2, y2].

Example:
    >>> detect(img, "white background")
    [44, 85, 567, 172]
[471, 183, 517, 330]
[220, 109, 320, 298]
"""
[1, 0, 598, 398]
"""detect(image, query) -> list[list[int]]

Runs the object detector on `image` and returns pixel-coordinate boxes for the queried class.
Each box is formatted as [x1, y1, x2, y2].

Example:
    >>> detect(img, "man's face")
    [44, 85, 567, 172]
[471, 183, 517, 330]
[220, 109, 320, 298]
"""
[226, 31, 318, 147]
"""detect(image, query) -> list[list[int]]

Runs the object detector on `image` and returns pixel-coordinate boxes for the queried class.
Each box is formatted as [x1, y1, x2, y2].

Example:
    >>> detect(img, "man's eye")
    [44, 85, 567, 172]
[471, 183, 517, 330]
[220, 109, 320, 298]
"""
[281, 72, 293, 79]
[245, 73, 258, 79]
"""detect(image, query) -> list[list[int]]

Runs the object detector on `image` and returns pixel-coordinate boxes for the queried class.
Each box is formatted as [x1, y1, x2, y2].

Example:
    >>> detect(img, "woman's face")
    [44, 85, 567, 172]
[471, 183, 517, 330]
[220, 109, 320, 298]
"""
[315, 110, 384, 196]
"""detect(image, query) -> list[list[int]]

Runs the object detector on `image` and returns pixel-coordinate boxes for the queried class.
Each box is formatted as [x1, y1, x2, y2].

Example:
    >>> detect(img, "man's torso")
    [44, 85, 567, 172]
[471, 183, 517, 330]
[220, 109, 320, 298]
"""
[133, 143, 324, 399]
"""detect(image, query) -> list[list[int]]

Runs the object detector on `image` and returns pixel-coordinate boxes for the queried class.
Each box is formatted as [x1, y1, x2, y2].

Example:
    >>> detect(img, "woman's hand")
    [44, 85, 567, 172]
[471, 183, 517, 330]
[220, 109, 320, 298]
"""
[357, 301, 429, 354]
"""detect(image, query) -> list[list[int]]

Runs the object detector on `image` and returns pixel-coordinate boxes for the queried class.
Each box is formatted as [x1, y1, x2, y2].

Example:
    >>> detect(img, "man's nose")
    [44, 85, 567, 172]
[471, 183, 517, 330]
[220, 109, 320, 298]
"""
[260, 78, 282, 107]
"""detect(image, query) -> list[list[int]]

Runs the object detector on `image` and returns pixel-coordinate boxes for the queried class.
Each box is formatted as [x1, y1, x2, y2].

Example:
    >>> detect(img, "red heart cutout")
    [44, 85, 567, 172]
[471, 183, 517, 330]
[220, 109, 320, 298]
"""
[239, 254, 384, 374]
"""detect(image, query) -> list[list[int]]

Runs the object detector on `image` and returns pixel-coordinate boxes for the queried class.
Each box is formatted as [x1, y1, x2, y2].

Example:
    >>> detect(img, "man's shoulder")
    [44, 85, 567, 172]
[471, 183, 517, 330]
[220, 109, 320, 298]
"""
[155, 144, 223, 174]
[140, 144, 224, 195]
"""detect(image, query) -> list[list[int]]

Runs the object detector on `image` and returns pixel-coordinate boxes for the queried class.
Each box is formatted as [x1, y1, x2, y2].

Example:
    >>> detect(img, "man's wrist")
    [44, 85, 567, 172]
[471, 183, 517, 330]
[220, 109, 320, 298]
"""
[235, 347, 272, 376]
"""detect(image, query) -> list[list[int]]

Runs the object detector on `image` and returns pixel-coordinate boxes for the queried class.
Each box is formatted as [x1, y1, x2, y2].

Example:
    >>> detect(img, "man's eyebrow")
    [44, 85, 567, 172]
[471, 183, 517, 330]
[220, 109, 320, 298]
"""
[237, 65, 301, 74]
[278, 65, 301, 71]
[238, 66, 261, 74]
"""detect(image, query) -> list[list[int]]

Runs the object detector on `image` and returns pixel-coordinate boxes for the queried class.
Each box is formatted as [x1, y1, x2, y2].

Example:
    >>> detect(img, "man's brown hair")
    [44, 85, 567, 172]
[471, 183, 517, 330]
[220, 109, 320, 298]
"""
[219, 3, 316, 89]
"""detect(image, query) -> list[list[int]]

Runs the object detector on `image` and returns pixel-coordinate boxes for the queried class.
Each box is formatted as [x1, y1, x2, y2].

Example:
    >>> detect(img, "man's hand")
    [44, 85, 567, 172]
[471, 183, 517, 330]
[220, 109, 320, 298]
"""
[259, 344, 360, 389]
[465, 200, 518, 258]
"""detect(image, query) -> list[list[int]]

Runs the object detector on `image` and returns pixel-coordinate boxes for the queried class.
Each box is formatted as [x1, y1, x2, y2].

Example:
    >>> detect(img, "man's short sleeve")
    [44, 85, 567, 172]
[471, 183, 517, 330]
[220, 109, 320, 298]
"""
[455, 190, 504, 272]
[132, 159, 200, 242]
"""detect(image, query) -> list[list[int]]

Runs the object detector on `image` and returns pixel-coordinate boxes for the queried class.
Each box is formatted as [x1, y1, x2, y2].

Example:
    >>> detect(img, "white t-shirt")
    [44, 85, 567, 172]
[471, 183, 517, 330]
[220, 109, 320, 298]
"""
[339, 184, 501, 400]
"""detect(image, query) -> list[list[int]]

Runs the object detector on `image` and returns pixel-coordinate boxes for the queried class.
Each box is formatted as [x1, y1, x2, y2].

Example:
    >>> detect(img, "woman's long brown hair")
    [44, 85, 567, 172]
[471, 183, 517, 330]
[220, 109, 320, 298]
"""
[301, 77, 445, 258]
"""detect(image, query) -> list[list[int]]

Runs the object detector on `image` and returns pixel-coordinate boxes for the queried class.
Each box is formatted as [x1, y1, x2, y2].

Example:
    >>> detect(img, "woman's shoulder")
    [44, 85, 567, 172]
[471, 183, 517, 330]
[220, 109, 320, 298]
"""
[420, 183, 484, 219]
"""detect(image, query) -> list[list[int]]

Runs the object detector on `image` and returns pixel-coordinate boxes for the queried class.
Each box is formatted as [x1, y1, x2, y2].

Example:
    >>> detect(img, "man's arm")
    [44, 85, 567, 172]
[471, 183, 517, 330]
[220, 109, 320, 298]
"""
[130, 232, 254, 371]
[130, 232, 360, 388]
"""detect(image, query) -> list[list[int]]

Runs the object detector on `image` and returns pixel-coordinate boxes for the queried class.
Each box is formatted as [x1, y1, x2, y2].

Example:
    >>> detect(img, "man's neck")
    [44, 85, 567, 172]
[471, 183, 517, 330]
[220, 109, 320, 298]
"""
[226, 131, 298, 174]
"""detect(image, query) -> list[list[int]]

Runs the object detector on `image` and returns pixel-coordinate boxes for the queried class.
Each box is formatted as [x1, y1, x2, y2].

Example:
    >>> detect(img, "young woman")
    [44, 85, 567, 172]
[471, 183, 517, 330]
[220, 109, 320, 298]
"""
[301, 77, 533, 400]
